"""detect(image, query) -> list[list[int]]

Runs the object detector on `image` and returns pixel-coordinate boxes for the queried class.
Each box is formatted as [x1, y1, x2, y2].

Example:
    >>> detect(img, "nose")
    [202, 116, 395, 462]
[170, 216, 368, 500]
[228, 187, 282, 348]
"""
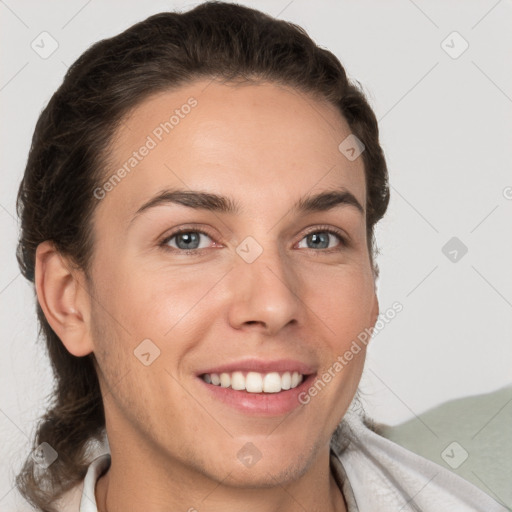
[226, 245, 302, 336]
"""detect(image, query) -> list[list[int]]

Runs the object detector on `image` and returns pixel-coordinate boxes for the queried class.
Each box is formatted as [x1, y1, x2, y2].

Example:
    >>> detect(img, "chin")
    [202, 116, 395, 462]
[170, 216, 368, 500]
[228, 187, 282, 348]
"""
[219, 455, 314, 489]
[202, 434, 322, 489]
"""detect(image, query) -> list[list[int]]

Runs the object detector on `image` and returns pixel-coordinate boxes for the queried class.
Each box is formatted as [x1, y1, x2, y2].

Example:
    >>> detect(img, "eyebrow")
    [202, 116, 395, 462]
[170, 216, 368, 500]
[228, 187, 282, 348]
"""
[130, 187, 364, 225]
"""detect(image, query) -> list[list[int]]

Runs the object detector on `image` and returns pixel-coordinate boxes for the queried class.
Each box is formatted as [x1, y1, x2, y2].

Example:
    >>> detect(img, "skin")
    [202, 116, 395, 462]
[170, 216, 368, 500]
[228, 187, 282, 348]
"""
[36, 79, 379, 512]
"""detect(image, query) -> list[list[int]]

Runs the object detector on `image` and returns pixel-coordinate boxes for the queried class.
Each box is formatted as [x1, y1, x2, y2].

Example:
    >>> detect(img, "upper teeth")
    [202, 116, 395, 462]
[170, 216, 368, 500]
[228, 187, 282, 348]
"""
[202, 371, 304, 393]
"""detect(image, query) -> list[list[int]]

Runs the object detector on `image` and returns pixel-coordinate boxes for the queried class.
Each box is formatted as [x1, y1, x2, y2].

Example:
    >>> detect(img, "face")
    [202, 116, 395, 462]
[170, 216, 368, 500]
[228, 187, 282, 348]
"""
[87, 79, 378, 487]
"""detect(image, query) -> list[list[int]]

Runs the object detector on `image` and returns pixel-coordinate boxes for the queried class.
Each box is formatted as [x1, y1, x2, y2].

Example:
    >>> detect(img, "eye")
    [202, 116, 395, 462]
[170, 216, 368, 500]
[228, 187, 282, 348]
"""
[296, 228, 346, 251]
[161, 229, 215, 253]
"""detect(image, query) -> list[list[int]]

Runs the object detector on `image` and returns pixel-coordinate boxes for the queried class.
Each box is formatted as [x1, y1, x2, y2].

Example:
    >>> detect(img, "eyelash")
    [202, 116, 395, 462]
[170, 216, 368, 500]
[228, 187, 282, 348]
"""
[159, 225, 348, 256]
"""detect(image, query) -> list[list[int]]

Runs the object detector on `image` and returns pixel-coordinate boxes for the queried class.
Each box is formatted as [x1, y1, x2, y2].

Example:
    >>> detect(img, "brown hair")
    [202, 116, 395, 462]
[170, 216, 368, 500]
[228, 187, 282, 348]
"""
[15, 1, 389, 509]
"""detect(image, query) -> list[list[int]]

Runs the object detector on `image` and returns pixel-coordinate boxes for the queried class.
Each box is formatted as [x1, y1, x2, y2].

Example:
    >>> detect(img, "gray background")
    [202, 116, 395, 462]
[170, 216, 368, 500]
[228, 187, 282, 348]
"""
[1, 0, 511, 509]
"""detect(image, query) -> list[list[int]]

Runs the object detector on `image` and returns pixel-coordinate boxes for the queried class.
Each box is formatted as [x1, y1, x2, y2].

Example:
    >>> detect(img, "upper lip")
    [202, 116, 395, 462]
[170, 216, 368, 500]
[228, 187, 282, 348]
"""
[197, 358, 316, 376]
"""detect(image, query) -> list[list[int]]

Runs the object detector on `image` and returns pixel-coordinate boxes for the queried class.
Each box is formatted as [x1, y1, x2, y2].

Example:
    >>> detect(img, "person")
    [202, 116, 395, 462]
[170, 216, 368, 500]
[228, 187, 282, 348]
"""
[14, 2, 506, 511]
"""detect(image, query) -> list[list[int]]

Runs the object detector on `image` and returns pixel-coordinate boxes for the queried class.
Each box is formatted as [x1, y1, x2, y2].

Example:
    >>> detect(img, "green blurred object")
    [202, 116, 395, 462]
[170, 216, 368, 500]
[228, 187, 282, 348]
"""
[377, 385, 512, 510]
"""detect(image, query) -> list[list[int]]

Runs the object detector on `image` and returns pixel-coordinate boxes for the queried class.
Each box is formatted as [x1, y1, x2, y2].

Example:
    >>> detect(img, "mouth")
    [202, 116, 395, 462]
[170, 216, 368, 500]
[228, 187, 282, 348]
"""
[195, 359, 317, 416]
[200, 370, 305, 393]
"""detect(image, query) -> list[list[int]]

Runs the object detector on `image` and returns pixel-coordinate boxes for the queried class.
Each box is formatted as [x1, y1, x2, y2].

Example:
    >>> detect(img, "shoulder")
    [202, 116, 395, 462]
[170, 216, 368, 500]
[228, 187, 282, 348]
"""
[330, 412, 508, 512]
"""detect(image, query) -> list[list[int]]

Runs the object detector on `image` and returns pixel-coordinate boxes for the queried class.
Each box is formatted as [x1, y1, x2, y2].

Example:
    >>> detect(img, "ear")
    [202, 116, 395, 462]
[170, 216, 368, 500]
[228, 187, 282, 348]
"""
[35, 241, 94, 357]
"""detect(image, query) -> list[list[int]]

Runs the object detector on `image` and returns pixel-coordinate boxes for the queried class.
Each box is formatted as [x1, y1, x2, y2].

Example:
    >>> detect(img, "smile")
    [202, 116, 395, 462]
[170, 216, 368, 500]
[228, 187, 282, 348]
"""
[201, 371, 304, 393]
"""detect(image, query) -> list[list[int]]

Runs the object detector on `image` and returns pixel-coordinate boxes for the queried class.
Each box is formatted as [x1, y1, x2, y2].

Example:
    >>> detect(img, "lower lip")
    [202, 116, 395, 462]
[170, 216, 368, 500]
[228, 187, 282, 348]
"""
[197, 374, 316, 416]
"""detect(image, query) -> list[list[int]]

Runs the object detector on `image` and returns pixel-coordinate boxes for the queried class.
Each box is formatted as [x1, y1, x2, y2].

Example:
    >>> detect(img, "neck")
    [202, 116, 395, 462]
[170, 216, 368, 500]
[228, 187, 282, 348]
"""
[95, 438, 347, 512]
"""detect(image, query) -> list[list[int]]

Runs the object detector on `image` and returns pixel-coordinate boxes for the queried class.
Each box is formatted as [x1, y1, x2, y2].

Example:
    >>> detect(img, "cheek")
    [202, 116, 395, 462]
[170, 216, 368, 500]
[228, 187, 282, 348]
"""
[88, 282, 202, 438]
[300, 263, 376, 347]
[91, 248, 217, 338]
[126, 268, 224, 341]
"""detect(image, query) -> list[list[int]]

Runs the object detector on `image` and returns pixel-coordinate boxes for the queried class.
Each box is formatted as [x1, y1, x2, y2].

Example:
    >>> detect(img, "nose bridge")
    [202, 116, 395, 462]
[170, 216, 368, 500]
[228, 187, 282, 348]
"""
[227, 235, 301, 333]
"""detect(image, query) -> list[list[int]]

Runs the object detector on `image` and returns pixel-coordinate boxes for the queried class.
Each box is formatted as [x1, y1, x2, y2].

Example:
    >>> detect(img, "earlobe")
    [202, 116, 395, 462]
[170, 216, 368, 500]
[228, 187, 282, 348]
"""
[35, 241, 93, 357]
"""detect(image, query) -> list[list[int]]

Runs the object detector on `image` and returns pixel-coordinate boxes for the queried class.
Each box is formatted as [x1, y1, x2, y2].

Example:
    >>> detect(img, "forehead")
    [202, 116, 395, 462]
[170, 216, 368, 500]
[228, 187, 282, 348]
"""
[97, 79, 366, 224]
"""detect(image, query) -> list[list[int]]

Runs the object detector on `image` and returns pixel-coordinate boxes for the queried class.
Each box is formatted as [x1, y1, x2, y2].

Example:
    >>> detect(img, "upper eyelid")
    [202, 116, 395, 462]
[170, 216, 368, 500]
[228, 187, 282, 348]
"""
[160, 226, 215, 244]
